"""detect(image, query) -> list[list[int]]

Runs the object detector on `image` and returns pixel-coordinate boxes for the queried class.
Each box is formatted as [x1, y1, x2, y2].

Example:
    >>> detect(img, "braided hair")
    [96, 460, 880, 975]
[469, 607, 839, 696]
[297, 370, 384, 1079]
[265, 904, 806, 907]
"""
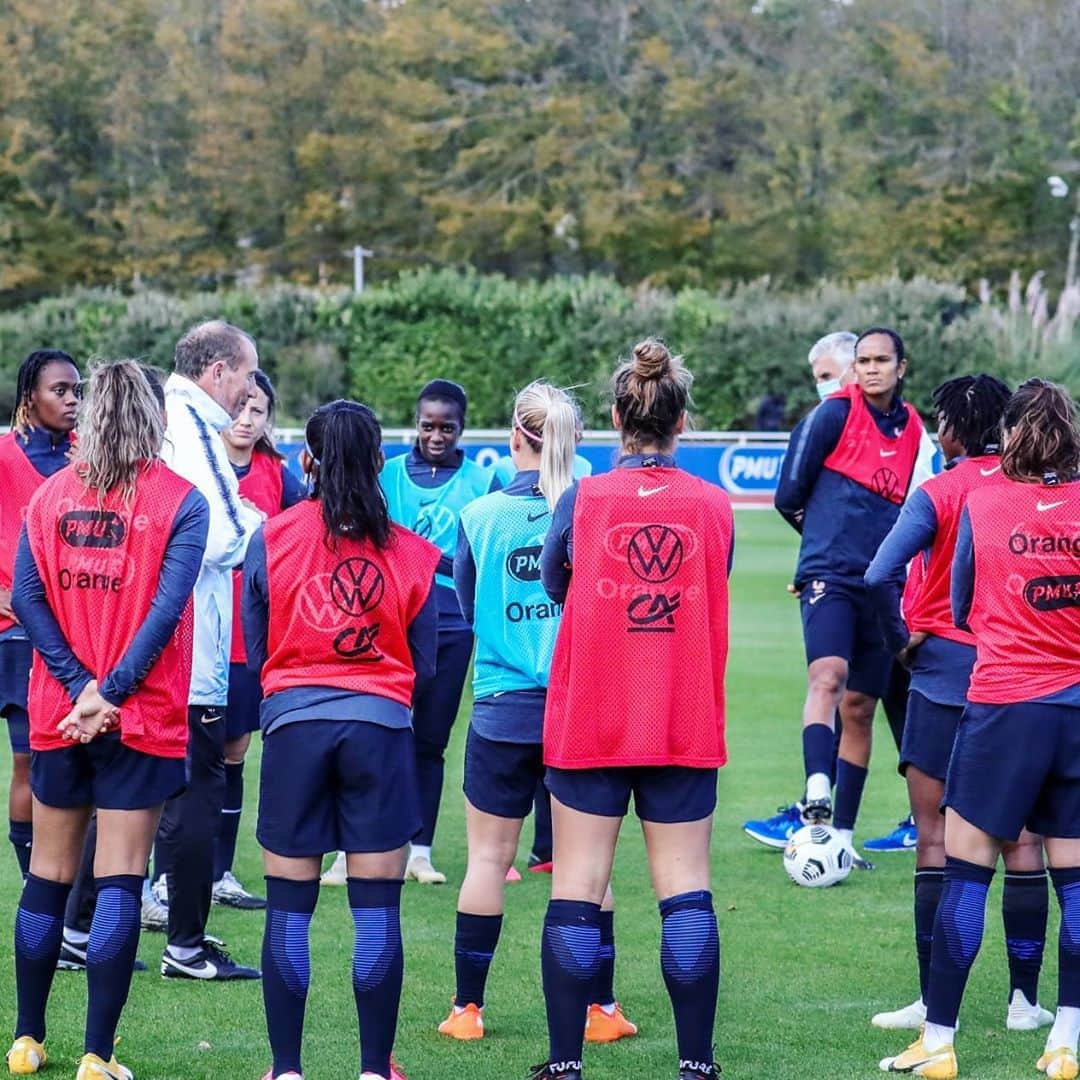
[931, 374, 1012, 457]
[12, 349, 77, 434]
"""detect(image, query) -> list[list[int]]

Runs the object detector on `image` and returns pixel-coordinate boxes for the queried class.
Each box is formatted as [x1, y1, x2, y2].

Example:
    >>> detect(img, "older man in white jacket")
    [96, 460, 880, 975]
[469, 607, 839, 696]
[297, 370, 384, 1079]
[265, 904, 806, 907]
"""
[157, 320, 265, 981]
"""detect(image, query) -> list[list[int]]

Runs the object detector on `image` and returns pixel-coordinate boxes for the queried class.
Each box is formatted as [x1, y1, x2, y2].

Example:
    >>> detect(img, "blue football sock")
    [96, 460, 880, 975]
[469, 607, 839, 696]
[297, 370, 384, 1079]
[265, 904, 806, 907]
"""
[914, 867, 944, 1001]
[1003, 869, 1048, 1004]
[832, 760, 868, 832]
[660, 890, 719, 1073]
[262, 876, 319, 1076]
[14, 874, 71, 1042]
[926, 856, 994, 1028]
[348, 877, 404, 1079]
[9, 818, 32, 877]
[214, 762, 244, 882]
[85, 875, 142, 1060]
[594, 909, 616, 1007]
[454, 911, 502, 1009]
[802, 723, 835, 784]
[541, 899, 601, 1069]
[1051, 866, 1080, 1007]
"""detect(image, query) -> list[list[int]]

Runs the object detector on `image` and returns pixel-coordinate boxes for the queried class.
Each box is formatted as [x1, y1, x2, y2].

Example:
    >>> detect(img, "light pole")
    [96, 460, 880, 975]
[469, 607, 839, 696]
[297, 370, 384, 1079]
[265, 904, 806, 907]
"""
[1048, 176, 1080, 290]
[352, 245, 373, 293]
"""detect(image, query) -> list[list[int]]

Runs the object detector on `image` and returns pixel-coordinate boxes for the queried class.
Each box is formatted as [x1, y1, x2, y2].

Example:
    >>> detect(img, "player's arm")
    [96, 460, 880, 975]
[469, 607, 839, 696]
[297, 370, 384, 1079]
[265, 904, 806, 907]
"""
[950, 507, 976, 633]
[98, 490, 210, 706]
[11, 527, 93, 701]
[407, 587, 438, 692]
[540, 481, 578, 604]
[864, 488, 938, 656]
[774, 401, 847, 533]
[452, 521, 477, 625]
[241, 526, 270, 672]
[280, 463, 306, 509]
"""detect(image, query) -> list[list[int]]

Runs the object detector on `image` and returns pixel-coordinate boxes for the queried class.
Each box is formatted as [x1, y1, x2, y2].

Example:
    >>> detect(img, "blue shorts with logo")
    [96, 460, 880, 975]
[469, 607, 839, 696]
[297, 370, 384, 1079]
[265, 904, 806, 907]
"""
[899, 691, 961, 782]
[225, 662, 262, 741]
[258, 718, 421, 856]
[800, 579, 892, 698]
[546, 764, 717, 824]
[464, 727, 544, 820]
[0, 639, 33, 755]
[31, 732, 186, 810]
[945, 700, 1080, 841]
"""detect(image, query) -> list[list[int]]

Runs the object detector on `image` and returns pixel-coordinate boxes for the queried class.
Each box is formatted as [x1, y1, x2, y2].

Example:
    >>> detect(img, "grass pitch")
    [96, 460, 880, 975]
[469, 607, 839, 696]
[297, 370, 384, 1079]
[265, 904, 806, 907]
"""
[0, 512, 1058, 1078]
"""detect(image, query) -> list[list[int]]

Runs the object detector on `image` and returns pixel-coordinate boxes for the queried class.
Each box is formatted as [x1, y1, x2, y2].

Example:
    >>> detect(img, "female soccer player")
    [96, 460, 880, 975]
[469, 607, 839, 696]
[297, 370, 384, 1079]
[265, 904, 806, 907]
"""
[881, 379, 1080, 1080]
[244, 400, 439, 1080]
[380, 379, 493, 884]
[439, 382, 636, 1045]
[6, 361, 208, 1080]
[0, 350, 81, 877]
[774, 327, 924, 861]
[212, 370, 304, 909]
[533, 339, 733, 1080]
[866, 375, 1053, 1034]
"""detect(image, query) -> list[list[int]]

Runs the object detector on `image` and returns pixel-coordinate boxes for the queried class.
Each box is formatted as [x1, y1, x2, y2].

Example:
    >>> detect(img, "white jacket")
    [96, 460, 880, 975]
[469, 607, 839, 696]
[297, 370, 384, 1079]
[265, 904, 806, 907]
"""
[161, 373, 262, 706]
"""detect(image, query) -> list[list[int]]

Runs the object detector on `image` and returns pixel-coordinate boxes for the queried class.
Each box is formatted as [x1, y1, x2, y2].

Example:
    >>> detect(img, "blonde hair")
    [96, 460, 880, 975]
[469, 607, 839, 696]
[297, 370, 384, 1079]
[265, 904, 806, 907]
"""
[512, 381, 580, 511]
[611, 338, 693, 453]
[74, 360, 165, 502]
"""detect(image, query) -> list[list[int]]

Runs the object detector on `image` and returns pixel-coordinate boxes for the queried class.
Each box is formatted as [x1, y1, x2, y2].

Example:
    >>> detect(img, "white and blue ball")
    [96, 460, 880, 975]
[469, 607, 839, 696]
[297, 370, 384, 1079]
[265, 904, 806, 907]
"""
[783, 824, 852, 887]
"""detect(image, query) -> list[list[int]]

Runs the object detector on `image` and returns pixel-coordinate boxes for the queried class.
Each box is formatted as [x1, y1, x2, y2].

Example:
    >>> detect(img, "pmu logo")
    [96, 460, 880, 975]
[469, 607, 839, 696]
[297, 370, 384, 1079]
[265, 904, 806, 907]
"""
[1024, 575, 1080, 611]
[506, 545, 542, 582]
[330, 558, 385, 616]
[626, 525, 684, 583]
[627, 592, 680, 633]
[58, 510, 126, 549]
[871, 467, 901, 501]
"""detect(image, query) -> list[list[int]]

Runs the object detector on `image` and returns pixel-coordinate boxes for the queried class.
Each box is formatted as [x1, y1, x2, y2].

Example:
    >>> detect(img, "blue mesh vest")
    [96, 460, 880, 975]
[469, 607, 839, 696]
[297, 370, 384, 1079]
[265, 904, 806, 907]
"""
[459, 489, 564, 698]
[380, 453, 491, 590]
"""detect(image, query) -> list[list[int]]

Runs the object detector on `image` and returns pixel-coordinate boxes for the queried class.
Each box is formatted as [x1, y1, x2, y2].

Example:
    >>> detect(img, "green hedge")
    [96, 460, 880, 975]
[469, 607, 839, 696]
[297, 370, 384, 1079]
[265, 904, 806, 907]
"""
[1, 270, 1076, 429]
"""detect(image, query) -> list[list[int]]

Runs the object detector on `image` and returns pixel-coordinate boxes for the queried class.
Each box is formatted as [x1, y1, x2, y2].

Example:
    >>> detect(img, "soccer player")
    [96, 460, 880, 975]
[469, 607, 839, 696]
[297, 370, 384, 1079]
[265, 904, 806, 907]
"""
[213, 371, 304, 910]
[866, 375, 1053, 1033]
[534, 339, 733, 1080]
[380, 379, 493, 884]
[881, 379, 1080, 1080]
[244, 399, 438, 1080]
[6, 361, 208, 1080]
[772, 327, 924, 863]
[439, 382, 636, 1045]
[0, 350, 80, 877]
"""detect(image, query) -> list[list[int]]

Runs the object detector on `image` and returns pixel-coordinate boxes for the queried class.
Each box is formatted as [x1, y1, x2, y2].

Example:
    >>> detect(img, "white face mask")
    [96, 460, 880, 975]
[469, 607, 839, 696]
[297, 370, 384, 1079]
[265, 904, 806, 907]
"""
[816, 378, 843, 400]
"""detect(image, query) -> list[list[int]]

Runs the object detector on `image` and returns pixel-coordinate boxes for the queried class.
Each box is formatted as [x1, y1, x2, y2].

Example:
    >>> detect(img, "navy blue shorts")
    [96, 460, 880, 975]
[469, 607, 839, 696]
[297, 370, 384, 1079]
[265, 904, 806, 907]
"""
[257, 719, 421, 857]
[945, 700, 1080, 841]
[225, 663, 262, 741]
[546, 764, 717, 823]
[0, 639, 33, 755]
[800, 580, 892, 698]
[899, 691, 961, 782]
[31, 733, 186, 810]
[464, 727, 544, 820]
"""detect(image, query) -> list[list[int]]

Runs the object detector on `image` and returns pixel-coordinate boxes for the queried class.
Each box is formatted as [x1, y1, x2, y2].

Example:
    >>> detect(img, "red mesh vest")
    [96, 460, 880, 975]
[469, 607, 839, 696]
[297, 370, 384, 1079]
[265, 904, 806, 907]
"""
[260, 501, 439, 705]
[544, 467, 732, 769]
[965, 480, 1080, 703]
[0, 433, 62, 635]
[903, 456, 1009, 645]
[229, 451, 285, 664]
[26, 461, 196, 757]
[822, 384, 923, 505]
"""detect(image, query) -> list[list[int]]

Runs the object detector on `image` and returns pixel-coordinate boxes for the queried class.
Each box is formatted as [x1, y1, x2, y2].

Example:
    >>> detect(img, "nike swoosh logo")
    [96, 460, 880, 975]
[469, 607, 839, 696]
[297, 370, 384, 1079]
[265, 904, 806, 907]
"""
[1037, 500, 1066, 511]
[902, 834, 917, 847]
[638, 484, 669, 497]
[807, 594, 824, 605]
[527, 510, 549, 522]
[418, 499, 436, 508]
[980, 465, 1001, 476]
[879, 449, 898, 458]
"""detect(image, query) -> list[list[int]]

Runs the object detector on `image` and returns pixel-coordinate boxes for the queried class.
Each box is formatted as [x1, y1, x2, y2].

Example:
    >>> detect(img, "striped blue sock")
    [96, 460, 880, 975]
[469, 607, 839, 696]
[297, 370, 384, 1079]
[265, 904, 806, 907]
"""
[1051, 866, 1080, 1007]
[262, 877, 319, 1076]
[85, 875, 142, 1060]
[348, 877, 404, 1080]
[14, 874, 71, 1042]
[1003, 869, 1047, 1004]
[541, 898, 601, 1069]
[660, 890, 719, 1072]
[454, 911, 502, 1008]
[594, 909, 616, 1007]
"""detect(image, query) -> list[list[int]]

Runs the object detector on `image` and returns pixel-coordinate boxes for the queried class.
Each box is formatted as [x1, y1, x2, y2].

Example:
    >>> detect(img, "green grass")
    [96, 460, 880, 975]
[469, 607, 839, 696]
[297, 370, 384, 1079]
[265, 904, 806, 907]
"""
[0, 512, 1058, 1078]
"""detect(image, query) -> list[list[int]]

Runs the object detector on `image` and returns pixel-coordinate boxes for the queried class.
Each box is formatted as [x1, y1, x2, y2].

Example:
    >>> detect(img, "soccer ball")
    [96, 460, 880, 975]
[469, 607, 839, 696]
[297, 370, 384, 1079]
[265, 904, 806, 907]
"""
[783, 824, 852, 887]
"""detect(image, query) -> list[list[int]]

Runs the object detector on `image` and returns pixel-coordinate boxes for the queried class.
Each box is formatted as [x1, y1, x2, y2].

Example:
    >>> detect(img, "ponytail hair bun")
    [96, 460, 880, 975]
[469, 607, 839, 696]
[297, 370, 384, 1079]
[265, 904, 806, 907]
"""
[631, 338, 672, 381]
[611, 338, 693, 452]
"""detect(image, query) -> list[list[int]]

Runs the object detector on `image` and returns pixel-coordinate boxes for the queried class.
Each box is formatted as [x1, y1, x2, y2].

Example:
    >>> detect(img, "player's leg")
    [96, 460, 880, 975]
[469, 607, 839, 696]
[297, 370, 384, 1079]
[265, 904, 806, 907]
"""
[1040, 836, 1080, 1080]
[1001, 831, 1052, 1030]
[583, 883, 638, 1044]
[2, 639, 35, 876]
[58, 815, 98, 972]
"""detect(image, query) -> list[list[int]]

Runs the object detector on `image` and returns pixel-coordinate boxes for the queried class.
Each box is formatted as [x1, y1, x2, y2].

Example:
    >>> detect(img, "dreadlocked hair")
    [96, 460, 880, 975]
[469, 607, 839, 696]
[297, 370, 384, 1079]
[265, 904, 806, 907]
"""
[12, 349, 77, 434]
[931, 374, 1012, 456]
[305, 399, 391, 549]
[74, 360, 165, 504]
[1000, 379, 1080, 484]
[611, 338, 693, 453]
